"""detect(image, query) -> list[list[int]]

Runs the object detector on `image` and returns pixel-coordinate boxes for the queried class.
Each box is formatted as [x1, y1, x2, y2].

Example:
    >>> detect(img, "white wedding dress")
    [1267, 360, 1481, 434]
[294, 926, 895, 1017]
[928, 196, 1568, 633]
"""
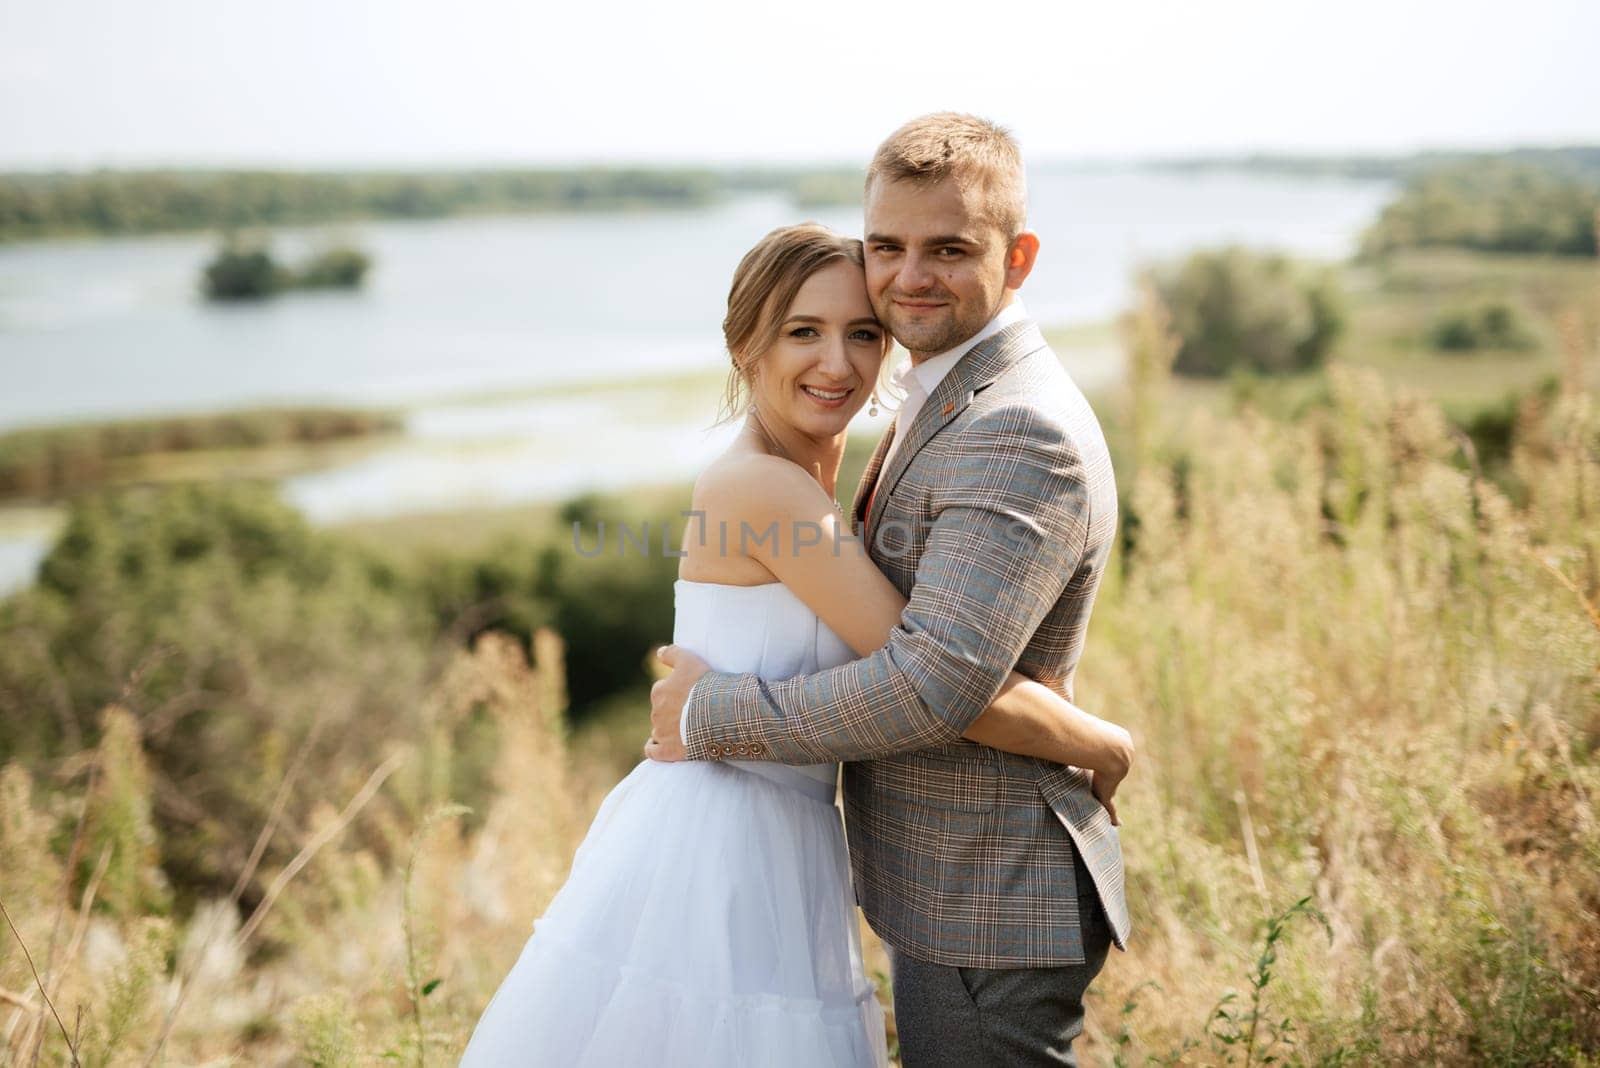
[459, 579, 889, 1067]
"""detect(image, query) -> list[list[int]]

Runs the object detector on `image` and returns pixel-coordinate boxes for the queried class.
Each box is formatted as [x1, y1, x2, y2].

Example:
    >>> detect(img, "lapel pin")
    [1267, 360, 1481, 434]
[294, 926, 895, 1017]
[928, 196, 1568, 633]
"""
[941, 402, 955, 416]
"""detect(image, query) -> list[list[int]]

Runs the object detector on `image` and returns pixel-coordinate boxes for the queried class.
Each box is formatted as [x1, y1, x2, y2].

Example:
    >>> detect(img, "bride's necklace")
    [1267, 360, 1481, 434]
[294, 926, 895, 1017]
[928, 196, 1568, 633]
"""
[745, 412, 848, 518]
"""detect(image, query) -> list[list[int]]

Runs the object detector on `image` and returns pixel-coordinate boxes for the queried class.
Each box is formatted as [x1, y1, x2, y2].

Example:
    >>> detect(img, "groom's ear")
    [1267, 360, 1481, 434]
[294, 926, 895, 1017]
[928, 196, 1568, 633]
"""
[1004, 231, 1041, 291]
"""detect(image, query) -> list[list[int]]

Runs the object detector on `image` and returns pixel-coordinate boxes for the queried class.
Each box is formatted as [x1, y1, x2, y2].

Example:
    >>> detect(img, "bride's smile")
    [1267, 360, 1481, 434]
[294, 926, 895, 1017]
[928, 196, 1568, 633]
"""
[745, 258, 887, 442]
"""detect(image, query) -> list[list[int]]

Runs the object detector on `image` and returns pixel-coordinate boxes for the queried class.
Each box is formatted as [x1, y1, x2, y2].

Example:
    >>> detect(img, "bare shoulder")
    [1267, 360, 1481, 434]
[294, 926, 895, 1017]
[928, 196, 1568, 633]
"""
[680, 451, 840, 584]
[691, 452, 832, 523]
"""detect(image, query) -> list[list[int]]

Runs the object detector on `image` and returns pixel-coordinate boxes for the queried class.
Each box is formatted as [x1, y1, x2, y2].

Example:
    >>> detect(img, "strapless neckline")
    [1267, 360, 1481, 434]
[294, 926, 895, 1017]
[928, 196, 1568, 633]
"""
[674, 578, 781, 589]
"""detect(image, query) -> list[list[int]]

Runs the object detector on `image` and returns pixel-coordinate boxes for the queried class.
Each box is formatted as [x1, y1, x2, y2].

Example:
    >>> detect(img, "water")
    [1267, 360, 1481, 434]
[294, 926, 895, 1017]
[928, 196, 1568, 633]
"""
[0, 196, 809, 428]
[0, 167, 1393, 592]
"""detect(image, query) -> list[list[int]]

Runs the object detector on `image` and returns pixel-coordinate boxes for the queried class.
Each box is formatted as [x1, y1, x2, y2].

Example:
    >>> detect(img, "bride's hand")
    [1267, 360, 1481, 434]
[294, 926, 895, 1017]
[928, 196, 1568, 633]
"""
[1089, 768, 1123, 826]
[646, 644, 709, 762]
[1087, 723, 1134, 825]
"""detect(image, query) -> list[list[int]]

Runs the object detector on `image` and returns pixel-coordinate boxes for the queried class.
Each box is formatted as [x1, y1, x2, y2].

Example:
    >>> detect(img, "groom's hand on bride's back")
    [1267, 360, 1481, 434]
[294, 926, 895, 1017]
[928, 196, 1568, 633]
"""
[644, 644, 709, 763]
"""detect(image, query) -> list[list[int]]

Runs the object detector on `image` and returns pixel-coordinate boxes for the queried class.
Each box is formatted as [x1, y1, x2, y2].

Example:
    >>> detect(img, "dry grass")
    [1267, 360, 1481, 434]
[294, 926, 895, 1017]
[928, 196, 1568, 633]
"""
[2, 293, 1597, 1065]
[1073, 288, 1600, 1063]
[1, 628, 597, 1065]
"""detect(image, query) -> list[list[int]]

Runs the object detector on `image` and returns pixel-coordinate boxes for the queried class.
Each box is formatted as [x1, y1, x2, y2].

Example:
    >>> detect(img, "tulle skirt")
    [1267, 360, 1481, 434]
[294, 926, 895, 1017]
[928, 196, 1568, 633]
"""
[459, 758, 888, 1067]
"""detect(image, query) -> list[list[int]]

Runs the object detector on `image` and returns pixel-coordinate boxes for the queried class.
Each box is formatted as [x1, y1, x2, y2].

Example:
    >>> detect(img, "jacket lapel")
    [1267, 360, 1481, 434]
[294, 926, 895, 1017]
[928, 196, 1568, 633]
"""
[851, 423, 895, 535]
[865, 320, 1048, 548]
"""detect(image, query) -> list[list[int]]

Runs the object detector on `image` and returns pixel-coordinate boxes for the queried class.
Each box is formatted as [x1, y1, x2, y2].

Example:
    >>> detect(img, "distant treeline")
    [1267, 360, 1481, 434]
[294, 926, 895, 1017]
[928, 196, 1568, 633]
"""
[10, 149, 1600, 251]
[1159, 145, 1600, 257]
[0, 166, 871, 242]
[723, 166, 865, 207]
[0, 168, 724, 241]
[1148, 145, 1600, 183]
[0, 407, 403, 500]
[1362, 160, 1599, 257]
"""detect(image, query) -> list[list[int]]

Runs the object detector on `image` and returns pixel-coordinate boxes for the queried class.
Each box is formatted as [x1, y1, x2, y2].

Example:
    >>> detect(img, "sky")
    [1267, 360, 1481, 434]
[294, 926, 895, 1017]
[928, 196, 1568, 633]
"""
[2, 0, 1597, 169]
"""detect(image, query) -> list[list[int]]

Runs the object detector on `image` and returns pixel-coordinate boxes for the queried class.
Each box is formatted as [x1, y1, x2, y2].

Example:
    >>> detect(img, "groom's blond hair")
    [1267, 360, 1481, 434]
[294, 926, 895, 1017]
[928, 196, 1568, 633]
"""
[867, 112, 1027, 240]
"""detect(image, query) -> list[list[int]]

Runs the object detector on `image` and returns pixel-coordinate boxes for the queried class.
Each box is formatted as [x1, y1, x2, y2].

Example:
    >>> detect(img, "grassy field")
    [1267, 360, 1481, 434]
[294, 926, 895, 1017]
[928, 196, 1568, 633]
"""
[1114, 250, 1596, 428]
[1, 248, 1596, 1064]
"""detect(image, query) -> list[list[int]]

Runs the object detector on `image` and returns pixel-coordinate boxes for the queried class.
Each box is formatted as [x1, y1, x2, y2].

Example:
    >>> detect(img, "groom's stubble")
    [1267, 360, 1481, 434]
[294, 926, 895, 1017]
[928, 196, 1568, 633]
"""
[863, 174, 1032, 363]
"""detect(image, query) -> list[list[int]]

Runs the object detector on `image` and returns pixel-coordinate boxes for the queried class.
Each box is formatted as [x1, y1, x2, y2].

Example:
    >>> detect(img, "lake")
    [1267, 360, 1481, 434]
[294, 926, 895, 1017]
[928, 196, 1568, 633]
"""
[0, 167, 1393, 592]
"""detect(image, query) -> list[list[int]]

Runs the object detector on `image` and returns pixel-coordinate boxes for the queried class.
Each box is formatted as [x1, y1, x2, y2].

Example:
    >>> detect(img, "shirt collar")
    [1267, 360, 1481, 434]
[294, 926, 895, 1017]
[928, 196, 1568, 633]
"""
[893, 298, 1029, 397]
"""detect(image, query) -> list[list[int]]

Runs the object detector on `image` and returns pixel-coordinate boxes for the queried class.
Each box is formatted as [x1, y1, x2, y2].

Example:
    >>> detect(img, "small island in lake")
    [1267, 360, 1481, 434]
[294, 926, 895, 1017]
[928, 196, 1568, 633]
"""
[202, 239, 373, 301]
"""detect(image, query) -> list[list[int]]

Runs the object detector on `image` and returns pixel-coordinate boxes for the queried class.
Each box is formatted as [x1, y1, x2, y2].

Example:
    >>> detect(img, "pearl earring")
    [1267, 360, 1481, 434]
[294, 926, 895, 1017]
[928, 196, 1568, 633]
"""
[868, 390, 880, 417]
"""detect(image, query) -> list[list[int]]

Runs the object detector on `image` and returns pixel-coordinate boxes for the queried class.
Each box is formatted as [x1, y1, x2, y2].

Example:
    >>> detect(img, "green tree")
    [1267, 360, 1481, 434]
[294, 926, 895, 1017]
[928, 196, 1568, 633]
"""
[1149, 247, 1345, 378]
[202, 240, 287, 300]
[1363, 160, 1600, 257]
[295, 246, 372, 289]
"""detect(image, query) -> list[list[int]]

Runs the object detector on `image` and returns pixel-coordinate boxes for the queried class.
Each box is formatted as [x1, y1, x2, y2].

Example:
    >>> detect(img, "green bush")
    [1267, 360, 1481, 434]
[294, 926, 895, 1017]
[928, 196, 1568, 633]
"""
[1451, 377, 1559, 470]
[1428, 300, 1538, 352]
[546, 544, 677, 716]
[0, 479, 679, 907]
[407, 491, 678, 718]
[296, 246, 371, 289]
[0, 481, 436, 901]
[202, 241, 288, 300]
[202, 239, 373, 301]
[1149, 247, 1345, 378]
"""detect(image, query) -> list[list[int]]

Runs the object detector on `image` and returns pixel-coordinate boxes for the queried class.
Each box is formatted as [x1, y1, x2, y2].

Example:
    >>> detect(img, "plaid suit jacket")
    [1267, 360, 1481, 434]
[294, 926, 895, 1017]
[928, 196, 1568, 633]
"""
[682, 319, 1128, 967]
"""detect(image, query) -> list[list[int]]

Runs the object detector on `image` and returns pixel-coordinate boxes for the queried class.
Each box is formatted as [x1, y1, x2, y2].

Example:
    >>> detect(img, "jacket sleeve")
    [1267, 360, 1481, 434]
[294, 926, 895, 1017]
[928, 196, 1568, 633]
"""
[682, 404, 1092, 763]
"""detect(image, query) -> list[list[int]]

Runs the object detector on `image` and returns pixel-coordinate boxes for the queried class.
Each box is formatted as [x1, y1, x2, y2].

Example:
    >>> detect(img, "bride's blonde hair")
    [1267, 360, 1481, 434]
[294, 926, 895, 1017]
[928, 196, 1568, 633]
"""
[716, 223, 869, 425]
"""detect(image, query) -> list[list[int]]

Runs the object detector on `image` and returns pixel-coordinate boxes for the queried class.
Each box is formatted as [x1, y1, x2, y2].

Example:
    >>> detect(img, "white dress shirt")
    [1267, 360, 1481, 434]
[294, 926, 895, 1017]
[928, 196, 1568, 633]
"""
[878, 296, 1029, 475]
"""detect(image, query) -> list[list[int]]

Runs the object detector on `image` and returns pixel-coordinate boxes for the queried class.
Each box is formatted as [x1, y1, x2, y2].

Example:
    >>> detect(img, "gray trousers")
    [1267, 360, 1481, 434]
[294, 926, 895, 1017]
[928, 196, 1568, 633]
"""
[888, 889, 1113, 1067]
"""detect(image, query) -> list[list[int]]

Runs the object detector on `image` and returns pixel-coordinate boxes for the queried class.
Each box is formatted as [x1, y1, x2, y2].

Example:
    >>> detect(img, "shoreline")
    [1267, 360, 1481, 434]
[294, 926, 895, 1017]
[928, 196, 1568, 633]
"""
[0, 317, 1123, 595]
[6, 233, 1588, 596]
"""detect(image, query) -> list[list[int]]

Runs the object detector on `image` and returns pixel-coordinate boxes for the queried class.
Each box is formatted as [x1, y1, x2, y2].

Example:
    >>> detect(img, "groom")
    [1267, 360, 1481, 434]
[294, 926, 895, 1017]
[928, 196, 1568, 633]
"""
[651, 112, 1127, 1066]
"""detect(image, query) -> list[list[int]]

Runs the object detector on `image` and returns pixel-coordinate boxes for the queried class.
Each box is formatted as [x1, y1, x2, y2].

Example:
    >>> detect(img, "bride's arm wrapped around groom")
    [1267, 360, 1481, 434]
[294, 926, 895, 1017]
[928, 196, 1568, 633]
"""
[652, 390, 1131, 815]
[656, 373, 1119, 772]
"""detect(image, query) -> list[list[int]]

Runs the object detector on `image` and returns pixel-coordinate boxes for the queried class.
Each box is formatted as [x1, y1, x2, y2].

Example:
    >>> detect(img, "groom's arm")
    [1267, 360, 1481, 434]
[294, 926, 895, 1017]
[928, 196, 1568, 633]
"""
[681, 404, 1091, 764]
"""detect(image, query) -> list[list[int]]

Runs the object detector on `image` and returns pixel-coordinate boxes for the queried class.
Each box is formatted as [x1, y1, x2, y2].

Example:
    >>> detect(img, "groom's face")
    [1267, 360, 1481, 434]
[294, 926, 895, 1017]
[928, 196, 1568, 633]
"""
[864, 175, 1014, 360]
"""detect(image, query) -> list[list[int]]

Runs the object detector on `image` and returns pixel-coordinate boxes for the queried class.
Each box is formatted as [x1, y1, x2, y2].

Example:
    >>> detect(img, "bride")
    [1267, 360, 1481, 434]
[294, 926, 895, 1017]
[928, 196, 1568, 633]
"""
[458, 223, 1134, 1066]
